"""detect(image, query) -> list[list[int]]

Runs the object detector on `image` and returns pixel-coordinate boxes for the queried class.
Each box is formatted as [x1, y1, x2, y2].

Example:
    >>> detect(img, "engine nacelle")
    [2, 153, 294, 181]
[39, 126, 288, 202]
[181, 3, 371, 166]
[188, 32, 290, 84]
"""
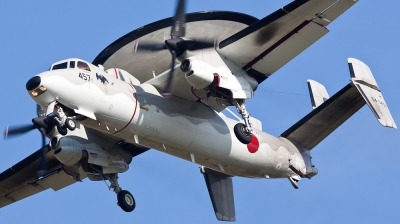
[54, 137, 82, 166]
[181, 59, 215, 89]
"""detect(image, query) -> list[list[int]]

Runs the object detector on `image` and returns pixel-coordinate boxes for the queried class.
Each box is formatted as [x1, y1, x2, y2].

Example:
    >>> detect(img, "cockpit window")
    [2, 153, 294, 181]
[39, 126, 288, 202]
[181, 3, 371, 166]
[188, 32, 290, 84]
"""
[52, 62, 68, 70]
[77, 61, 91, 71]
[70, 61, 75, 68]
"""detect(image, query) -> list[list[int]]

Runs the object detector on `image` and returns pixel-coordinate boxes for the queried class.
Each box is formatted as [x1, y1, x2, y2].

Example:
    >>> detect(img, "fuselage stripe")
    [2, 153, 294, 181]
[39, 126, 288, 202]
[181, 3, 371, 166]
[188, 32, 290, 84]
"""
[113, 84, 137, 135]
[114, 68, 119, 79]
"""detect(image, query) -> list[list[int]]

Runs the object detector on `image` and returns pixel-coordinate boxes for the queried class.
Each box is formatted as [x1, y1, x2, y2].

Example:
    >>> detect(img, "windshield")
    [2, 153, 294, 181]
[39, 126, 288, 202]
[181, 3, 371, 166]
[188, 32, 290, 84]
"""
[52, 62, 68, 70]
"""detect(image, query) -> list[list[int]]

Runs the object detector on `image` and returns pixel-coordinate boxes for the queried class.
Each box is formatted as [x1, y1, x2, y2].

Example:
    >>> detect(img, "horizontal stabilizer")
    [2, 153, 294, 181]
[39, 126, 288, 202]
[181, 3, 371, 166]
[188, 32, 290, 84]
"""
[281, 58, 396, 150]
[349, 58, 397, 128]
[202, 167, 235, 222]
[307, 79, 329, 109]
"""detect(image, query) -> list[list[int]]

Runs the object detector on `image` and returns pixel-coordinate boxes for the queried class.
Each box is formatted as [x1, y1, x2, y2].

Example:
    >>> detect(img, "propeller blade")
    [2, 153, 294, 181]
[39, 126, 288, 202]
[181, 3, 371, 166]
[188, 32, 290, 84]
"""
[4, 124, 36, 139]
[162, 51, 177, 98]
[41, 129, 46, 148]
[184, 39, 215, 51]
[171, 0, 186, 38]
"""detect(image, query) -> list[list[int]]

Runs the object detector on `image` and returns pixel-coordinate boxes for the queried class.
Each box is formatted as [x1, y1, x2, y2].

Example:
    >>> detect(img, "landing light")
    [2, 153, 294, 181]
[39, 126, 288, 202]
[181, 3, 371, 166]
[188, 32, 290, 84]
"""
[30, 85, 47, 97]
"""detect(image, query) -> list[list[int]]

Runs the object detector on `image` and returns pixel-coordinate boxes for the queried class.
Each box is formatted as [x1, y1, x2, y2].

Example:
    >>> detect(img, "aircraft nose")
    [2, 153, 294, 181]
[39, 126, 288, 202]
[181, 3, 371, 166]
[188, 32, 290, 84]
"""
[26, 76, 41, 91]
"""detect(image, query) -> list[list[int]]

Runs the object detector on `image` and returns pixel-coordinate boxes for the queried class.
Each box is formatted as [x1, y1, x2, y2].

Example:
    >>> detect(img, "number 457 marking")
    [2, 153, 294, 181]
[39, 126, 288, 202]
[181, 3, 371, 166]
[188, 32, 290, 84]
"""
[79, 73, 90, 81]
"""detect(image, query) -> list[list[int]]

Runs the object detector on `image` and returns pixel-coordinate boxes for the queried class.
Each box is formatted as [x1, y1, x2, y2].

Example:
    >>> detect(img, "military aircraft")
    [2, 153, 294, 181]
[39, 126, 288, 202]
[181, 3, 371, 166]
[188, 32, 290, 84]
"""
[0, 0, 396, 222]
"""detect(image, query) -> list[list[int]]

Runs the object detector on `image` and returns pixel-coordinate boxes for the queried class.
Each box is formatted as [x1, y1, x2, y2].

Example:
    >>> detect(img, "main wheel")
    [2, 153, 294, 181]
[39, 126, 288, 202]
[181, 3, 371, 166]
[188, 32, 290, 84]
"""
[117, 190, 136, 212]
[234, 123, 252, 144]
[57, 124, 68, 136]
[65, 118, 76, 131]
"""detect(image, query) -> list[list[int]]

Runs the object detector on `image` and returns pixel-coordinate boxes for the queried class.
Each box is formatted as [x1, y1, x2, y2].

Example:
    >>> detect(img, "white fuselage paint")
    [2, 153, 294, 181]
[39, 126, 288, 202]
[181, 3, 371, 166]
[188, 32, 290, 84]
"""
[30, 66, 306, 179]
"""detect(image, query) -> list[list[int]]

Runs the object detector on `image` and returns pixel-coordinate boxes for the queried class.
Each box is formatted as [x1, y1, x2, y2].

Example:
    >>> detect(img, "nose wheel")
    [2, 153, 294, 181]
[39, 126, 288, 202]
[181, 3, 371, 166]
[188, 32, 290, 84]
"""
[53, 105, 76, 136]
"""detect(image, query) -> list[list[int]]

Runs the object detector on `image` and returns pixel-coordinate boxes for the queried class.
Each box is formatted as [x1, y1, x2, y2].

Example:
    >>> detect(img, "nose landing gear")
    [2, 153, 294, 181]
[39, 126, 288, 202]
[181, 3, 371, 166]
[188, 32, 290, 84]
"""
[233, 99, 253, 144]
[53, 105, 76, 136]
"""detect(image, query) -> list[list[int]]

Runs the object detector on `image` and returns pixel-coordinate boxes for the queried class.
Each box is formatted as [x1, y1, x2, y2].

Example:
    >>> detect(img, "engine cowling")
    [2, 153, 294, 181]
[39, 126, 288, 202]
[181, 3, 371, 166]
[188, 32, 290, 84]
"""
[54, 137, 82, 166]
[53, 135, 132, 174]
[181, 59, 215, 89]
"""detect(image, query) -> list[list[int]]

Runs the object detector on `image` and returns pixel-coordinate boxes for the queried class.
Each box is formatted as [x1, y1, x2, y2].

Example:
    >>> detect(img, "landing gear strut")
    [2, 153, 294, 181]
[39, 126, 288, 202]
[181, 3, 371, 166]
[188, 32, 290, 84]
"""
[104, 173, 136, 212]
[233, 99, 252, 144]
[53, 105, 76, 136]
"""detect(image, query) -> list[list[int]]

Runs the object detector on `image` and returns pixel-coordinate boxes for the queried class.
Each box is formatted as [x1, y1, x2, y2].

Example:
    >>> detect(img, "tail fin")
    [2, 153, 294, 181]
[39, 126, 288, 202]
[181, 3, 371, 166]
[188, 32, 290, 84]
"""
[349, 58, 397, 128]
[281, 58, 396, 150]
[307, 79, 330, 109]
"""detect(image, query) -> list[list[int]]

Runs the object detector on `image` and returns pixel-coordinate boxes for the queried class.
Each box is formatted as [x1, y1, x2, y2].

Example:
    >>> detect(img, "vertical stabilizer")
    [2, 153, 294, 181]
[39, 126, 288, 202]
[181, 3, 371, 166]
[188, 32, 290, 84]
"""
[349, 58, 397, 129]
[307, 80, 330, 109]
[202, 167, 235, 222]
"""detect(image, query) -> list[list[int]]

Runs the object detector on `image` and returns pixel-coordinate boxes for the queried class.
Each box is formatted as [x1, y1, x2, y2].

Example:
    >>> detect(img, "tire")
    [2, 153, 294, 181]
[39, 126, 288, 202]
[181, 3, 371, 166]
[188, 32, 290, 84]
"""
[65, 119, 76, 131]
[234, 123, 252, 144]
[117, 190, 136, 212]
[57, 124, 68, 136]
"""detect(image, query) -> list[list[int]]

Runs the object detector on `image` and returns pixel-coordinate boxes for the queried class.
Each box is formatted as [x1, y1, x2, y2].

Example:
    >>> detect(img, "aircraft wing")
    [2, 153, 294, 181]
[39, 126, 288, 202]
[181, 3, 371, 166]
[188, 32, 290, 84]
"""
[0, 127, 149, 208]
[218, 0, 358, 83]
[0, 145, 81, 208]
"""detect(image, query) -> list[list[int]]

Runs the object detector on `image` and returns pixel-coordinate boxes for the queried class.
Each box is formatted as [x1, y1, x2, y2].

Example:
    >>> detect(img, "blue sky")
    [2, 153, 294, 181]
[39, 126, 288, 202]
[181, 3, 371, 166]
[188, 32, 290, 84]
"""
[1, 0, 399, 223]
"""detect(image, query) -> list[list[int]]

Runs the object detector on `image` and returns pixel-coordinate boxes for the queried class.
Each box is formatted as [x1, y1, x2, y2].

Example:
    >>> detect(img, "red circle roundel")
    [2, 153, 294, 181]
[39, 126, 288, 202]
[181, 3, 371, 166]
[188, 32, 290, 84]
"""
[247, 135, 259, 153]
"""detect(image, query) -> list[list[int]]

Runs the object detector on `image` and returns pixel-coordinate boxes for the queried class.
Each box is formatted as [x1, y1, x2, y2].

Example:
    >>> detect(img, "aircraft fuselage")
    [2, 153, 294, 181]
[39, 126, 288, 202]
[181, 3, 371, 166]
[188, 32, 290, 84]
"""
[27, 61, 307, 180]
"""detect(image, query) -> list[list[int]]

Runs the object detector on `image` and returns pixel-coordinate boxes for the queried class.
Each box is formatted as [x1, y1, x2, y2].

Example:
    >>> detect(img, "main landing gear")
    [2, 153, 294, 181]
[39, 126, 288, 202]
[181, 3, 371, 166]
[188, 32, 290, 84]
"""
[233, 99, 253, 144]
[105, 173, 136, 212]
